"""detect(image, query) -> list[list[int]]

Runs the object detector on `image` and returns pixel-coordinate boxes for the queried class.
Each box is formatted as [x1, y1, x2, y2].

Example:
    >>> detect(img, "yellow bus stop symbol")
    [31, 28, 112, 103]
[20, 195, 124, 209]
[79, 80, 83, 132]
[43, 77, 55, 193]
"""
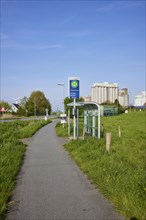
[71, 80, 78, 88]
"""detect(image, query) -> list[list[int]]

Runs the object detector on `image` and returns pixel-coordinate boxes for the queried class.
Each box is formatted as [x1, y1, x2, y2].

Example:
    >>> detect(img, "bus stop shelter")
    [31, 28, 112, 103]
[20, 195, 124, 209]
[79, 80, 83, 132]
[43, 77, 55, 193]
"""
[67, 101, 101, 139]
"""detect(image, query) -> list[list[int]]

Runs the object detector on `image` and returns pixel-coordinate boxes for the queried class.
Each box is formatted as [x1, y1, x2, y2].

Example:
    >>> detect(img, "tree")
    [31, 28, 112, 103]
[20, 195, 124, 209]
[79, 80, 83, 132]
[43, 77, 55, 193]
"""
[0, 101, 11, 110]
[114, 99, 120, 107]
[101, 101, 114, 106]
[27, 91, 51, 116]
[20, 96, 28, 108]
[17, 96, 28, 116]
[64, 96, 84, 117]
[114, 99, 125, 114]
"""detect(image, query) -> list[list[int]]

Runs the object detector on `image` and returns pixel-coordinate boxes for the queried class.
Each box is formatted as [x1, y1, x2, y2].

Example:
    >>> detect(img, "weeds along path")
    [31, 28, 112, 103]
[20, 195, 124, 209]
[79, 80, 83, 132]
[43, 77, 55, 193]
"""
[6, 119, 125, 220]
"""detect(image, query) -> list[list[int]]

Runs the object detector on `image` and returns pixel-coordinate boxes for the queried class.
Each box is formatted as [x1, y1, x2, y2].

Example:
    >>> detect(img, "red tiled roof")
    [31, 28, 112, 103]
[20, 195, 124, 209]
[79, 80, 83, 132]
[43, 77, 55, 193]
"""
[0, 107, 7, 112]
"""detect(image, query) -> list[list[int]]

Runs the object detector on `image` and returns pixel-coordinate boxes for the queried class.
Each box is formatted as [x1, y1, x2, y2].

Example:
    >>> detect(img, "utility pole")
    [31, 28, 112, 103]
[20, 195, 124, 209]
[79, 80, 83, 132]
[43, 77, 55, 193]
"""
[57, 83, 65, 127]
[57, 83, 65, 113]
[34, 97, 36, 116]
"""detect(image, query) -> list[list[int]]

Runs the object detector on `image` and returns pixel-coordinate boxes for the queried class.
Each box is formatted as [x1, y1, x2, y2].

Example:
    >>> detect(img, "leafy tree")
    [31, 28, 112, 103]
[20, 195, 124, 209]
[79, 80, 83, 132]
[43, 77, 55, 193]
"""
[101, 101, 115, 106]
[0, 101, 11, 109]
[20, 96, 28, 108]
[17, 96, 28, 116]
[114, 99, 120, 107]
[64, 97, 84, 117]
[27, 91, 51, 116]
[114, 99, 125, 114]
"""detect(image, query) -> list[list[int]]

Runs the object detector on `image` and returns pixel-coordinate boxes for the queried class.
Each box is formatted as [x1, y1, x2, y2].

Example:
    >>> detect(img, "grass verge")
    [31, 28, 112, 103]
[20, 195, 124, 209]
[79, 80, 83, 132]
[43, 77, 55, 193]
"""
[0, 119, 51, 219]
[56, 111, 146, 220]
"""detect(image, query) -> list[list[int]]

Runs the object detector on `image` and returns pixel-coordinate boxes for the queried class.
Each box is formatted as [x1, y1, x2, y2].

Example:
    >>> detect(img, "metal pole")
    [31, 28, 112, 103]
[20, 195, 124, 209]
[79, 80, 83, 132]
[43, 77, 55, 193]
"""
[57, 83, 65, 128]
[92, 111, 96, 137]
[68, 109, 70, 136]
[84, 110, 87, 133]
[62, 84, 65, 128]
[57, 83, 65, 113]
[63, 84, 65, 114]
[98, 106, 100, 139]
[77, 108, 79, 138]
[88, 111, 91, 134]
[34, 97, 36, 117]
[73, 98, 76, 139]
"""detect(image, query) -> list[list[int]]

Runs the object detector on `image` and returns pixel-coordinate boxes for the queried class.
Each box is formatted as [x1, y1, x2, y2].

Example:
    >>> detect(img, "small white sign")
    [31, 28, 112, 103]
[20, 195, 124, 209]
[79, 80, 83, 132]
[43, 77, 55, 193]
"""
[60, 114, 67, 124]
[60, 114, 66, 117]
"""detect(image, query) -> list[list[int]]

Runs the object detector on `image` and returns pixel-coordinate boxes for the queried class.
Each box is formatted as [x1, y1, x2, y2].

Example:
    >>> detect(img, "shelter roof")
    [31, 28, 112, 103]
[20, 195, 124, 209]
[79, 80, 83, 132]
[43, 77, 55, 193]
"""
[67, 101, 100, 110]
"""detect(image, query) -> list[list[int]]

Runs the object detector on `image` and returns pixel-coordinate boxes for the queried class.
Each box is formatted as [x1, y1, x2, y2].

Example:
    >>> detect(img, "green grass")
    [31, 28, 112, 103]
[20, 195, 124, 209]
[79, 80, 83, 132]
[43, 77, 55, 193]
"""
[56, 111, 146, 220]
[0, 119, 51, 219]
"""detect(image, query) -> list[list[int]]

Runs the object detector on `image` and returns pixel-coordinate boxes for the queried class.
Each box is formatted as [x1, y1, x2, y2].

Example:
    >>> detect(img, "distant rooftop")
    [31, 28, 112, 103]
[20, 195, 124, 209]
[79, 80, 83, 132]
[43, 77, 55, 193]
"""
[92, 82, 118, 87]
[12, 103, 19, 108]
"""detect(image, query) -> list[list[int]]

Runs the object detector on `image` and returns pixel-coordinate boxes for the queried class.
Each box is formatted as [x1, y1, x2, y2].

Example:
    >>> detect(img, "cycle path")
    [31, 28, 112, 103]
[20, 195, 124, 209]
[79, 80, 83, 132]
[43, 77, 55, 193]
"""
[6, 120, 125, 220]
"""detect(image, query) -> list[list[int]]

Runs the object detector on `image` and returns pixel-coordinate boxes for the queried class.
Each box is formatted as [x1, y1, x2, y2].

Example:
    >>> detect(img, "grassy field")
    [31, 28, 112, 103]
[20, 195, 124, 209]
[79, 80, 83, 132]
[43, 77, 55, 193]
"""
[0, 119, 51, 219]
[56, 111, 146, 220]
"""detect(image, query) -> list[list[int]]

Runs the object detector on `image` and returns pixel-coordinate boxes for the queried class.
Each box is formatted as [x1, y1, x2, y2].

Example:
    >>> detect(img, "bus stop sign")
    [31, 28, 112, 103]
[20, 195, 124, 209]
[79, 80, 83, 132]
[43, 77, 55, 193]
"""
[69, 77, 80, 99]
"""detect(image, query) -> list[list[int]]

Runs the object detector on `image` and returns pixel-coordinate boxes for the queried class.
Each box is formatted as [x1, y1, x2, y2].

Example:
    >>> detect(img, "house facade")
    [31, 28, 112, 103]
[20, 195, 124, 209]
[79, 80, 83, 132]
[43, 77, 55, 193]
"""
[11, 103, 19, 113]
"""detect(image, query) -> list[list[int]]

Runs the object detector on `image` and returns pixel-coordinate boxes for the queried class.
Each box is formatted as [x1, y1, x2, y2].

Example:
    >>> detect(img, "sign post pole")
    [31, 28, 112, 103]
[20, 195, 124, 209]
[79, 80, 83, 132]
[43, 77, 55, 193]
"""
[73, 98, 76, 139]
[68, 76, 80, 140]
[68, 109, 70, 136]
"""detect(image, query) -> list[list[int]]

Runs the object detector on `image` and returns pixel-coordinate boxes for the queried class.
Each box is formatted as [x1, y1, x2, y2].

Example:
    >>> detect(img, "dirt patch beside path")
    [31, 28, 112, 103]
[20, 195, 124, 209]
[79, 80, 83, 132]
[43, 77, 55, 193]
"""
[20, 138, 32, 145]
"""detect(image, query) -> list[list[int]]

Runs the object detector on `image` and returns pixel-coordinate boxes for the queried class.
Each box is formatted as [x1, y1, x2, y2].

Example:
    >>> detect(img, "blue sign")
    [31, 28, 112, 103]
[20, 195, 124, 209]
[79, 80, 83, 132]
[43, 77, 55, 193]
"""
[69, 79, 80, 99]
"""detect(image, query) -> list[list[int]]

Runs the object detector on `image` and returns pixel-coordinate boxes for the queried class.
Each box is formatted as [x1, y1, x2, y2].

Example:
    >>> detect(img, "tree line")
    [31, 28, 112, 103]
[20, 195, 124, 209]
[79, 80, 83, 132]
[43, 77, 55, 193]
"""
[1, 90, 126, 117]
[18, 91, 52, 116]
[0, 91, 52, 116]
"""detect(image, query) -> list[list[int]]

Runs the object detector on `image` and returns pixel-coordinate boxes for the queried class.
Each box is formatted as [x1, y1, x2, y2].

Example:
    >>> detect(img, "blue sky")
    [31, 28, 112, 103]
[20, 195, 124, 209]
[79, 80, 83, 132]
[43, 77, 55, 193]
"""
[1, 0, 145, 110]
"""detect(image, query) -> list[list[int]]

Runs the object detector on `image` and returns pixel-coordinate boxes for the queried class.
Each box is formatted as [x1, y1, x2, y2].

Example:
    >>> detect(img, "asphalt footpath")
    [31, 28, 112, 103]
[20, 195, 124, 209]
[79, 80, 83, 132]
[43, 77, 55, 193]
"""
[6, 119, 125, 220]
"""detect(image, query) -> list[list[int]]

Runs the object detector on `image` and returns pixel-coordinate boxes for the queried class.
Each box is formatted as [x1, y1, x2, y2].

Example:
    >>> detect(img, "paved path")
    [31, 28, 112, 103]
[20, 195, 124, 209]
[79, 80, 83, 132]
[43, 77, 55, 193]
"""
[6, 120, 125, 220]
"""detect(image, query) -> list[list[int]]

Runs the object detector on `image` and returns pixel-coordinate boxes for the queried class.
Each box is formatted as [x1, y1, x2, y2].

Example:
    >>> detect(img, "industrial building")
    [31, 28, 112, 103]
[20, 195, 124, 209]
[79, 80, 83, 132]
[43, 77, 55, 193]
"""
[84, 82, 129, 107]
[91, 82, 118, 104]
[134, 91, 146, 106]
[118, 88, 129, 107]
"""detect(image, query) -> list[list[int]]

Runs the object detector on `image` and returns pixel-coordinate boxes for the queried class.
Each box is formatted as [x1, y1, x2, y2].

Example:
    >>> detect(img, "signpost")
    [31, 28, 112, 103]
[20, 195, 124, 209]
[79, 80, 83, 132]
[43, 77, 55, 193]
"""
[68, 77, 80, 139]
[69, 79, 80, 99]
[60, 113, 67, 124]
[44, 108, 48, 121]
